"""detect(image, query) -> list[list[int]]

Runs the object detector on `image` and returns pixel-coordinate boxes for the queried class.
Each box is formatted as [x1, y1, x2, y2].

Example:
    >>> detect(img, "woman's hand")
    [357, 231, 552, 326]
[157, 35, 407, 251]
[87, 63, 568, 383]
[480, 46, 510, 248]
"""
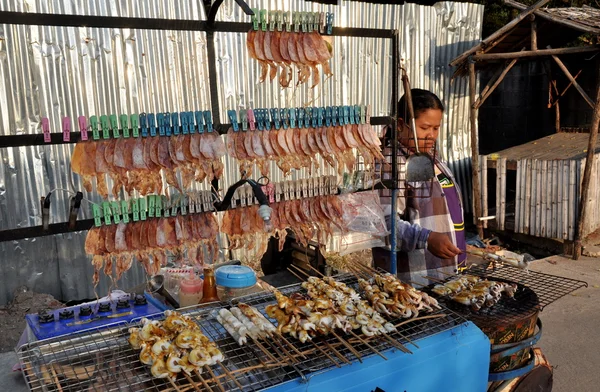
[427, 232, 462, 259]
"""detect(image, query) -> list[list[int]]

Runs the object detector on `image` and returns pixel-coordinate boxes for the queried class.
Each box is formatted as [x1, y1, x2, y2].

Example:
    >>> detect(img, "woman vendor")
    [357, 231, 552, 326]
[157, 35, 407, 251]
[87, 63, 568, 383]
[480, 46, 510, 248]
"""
[373, 89, 467, 284]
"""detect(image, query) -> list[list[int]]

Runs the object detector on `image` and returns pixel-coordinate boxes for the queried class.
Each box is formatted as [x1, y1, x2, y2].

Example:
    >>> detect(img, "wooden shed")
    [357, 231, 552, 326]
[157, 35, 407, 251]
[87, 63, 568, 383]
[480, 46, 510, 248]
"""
[450, 0, 600, 257]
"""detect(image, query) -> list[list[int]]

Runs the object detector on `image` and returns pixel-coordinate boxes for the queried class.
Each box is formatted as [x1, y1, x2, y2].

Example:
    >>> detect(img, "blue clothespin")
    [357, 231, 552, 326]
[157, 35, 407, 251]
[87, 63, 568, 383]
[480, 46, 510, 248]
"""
[140, 113, 148, 137]
[354, 105, 361, 124]
[332, 106, 339, 126]
[343, 106, 350, 125]
[157, 113, 165, 136]
[349, 106, 356, 125]
[203, 111, 213, 132]
[255, 109, 263, 131]
[148, 113, 157, 136]
[281, 108, 288, 130]
[240, 109, 248, 131]
[298, 108, 305, 128]
[325, 107, 332, 127]
[326, 12, 334, 35]
[271, 108, 281, 129]
[181, 112, 189, 134]
[247, 109, 256, 131]
[361, 105, 367, 124]
[194, 111, 203, 133]
[171, 112, 180, 135]
[307, 107, 315, 128]
[228, 110, 239, 132]
[318, 107, 324, 128]
[264, 109, 271, 130]
[289, 108, 296, 129]
[164, 112, 172, 136]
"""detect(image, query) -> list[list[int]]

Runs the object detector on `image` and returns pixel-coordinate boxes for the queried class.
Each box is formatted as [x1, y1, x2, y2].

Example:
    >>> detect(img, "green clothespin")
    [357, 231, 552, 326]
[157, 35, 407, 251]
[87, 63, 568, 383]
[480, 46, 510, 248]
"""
[90, 116, 100, 140]
[301, 12, 307, 33]
[130, 114, 139, 138]
[139, 197, 147, 221]
[293, 12, 300, 33]
[276, 11, 283, 31]
[284, 11, 291, 32]
[148, 195, 155, 218]
[121, 200, 130, 223]
[260, 9, 267, 32]
[120, 114, 129, 138]
[92, 204, 102, 227]
[100, 115, 110, 139]
[251, 8, 259, 31]
[131, 198, 140, 222]
[269, 11, 276, 31]
[181, 195, 188, 215]
[111, 201, 121, 224]
[110, 114, 120, 138]
[155, 195, 162, 218]
[311, 12, 318, 32]
[102, 201, 112, 225]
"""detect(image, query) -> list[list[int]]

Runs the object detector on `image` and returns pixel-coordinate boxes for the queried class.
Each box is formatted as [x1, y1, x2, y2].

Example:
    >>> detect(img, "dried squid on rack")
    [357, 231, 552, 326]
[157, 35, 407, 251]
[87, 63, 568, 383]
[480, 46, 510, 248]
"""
[84, 213, 220, 286]
[71, 134, 225, 199]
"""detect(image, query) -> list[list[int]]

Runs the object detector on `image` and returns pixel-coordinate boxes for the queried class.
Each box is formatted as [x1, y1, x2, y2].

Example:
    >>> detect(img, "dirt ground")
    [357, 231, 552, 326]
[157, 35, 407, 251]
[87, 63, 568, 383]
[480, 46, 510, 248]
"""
[0, 287, 63, 352]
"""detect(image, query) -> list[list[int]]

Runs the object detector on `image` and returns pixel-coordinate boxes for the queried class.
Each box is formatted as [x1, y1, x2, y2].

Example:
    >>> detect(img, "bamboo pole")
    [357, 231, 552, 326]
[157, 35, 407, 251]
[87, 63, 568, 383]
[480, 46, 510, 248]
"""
[551, 52, 596, 109]
[472, 45, 600, 61]
[475, 54, 521, 109]
[530, 15, 537, 51]
[469, 60, 484, 239]
[574, 61, 600, 259]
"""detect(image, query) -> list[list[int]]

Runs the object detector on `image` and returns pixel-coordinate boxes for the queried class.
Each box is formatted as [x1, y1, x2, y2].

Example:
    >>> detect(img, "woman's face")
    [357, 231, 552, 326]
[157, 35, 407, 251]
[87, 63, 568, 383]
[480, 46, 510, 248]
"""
[400, 108, 442, 154]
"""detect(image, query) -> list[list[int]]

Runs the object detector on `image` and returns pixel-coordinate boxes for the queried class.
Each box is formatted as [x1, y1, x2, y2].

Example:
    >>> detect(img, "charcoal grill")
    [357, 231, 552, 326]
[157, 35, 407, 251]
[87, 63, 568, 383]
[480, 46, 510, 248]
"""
[18, 273, 468, 392]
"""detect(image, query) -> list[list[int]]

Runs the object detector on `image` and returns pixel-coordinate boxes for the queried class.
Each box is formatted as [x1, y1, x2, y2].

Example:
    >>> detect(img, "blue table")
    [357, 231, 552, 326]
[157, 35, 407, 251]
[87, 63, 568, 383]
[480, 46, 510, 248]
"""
[265, 321, 490, 392]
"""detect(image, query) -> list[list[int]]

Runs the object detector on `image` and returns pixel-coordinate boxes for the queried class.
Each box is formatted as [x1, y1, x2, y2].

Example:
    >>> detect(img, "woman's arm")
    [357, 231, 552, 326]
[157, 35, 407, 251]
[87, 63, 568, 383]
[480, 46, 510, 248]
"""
[386, 214, 431, 253]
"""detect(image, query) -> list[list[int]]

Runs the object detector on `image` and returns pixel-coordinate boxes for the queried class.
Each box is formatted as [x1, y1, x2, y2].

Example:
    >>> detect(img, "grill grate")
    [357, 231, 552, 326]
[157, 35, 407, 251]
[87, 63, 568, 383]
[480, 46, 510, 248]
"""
[18, 274, 466, 392]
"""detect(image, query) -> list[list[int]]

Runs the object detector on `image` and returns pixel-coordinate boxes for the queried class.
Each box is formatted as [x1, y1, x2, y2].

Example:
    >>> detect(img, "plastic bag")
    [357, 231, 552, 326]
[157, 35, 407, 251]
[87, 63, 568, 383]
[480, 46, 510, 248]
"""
[339, 190, 389, 237]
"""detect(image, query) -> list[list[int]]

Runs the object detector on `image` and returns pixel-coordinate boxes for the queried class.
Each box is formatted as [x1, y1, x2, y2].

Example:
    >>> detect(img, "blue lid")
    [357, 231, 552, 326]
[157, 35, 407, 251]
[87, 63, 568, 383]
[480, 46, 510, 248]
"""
[215, 265, 257, 288]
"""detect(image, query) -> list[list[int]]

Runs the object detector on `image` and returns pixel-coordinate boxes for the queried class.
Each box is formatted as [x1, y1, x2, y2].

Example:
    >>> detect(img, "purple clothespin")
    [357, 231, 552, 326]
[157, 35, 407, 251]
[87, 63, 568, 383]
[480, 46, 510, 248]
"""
[78, 116, 88, 141]
[42, 117, 51, 143]
[62, 117, 71, 142]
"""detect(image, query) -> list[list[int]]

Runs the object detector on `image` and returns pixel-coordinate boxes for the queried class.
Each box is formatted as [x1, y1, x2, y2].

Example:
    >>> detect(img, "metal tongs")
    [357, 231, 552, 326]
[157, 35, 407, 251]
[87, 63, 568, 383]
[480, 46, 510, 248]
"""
[400, 67, 435, 182]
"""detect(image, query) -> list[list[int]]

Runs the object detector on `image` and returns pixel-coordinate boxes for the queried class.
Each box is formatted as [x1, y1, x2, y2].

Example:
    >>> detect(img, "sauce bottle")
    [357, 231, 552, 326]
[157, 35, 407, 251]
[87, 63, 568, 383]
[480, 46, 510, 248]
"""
[178, 272, 203, 308]
[200, 267, 219, 303]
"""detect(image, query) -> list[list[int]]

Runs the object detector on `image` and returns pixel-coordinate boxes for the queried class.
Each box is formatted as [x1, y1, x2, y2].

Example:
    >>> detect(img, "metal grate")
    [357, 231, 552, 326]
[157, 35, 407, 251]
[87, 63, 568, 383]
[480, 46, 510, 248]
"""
[18, 274, 467, 392]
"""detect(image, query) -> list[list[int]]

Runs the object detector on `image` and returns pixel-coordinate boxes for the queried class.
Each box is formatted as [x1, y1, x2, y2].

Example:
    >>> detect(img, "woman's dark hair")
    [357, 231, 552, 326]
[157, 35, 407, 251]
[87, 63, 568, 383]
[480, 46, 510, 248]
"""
[397, 88, 444, 121]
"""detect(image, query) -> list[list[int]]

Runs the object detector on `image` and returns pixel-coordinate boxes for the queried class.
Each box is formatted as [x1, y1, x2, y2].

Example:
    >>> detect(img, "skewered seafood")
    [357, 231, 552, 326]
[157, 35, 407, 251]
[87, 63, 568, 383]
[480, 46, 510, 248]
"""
[430, 274, 518, 311]
[85, 213, 219, 286]
[72, 135, 225, 199]
[129, 311, 224, 382]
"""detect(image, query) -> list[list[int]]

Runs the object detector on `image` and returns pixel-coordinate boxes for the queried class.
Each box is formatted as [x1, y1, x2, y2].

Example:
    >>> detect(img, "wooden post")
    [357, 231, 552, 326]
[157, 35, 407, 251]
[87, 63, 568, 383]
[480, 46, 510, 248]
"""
[472, 45, 600, 61]
[530, 15, 537, 51]
[555, 101, 561, 133]
[573, 62, 600, 259]
[469, 60, 484, 239]
[551, 54, 596, 109]
[475, 54, 521, 109]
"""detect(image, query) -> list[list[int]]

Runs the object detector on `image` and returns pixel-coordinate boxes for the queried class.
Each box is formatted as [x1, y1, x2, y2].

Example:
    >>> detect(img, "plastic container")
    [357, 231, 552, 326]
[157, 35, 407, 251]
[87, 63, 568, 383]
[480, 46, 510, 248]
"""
[215, 265, 262, 301]
[178, 273, 203, 308]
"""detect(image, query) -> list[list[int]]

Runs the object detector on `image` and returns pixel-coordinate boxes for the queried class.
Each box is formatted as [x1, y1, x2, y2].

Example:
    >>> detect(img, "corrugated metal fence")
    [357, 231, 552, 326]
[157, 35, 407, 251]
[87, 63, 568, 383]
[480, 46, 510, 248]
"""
[0, 0, 483, 305]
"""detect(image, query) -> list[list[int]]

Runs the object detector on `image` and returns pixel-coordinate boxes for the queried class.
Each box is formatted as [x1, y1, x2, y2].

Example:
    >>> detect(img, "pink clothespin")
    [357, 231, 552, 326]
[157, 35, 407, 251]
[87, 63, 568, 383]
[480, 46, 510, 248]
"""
[262, 183, 275, 203]
[247, 109, 256, 131]
[366, 104, 371, 125]
[42, 117, 51, 143]
[62, 117, 71, 142]
[78, 116, 88, 141]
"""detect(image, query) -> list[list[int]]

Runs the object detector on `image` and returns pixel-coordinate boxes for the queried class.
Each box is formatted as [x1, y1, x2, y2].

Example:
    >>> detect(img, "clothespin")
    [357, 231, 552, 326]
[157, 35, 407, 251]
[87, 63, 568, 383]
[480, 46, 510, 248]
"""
[289, 108, 296, 129]
[293, 12, 300, 33]
[307, 107, 315, 128]
[130, 114, 140, 138]
[349, 106, 356, 125]
[298, 107, 305, 128]
[240, 109, 248, 131]
[139, 113, 148, 137]
[171, 112, 180, 136]
[251, 8, 259, 31]
[228, 110, 239, 132]
[276, 11, 283, 31]
[325, 107, 332, 127]
[170, 195, 179, 217]
[139, 197, 147, 220]
[332, 106, 339, 126]
[312, 12, 319, 32]
[157, 113, 165, 136]
[100, 115, 110, 139]
[326, 12, 334, 35]
[111, 201, 121, 224]
[164, 112, 172, 136]
[360, 105, 366, 124]
[319, 12, 326, 34]
[271, 108, 281, 130]
[301, 12, 307, 33]
[355, 105, 361, 124]
[155, 195, 162, 218]
[247, 109, 256, 131]
[284, 11, 291, 32]
[254, 109, 263, 131]
[281, 108, 289, 130]
[67, 191, 83, 230]
[181, 112, 190, 135]
[264, 109, 271, 130]
[163, 195, 171, 217]
[366, 104, 371, 124]
[92, 204, 102, 227]
[194, 111, 204, 134]
[318, 107, 324, 128]
[203, 111, 213, 132]
[260, 9, 267, 32]
[78, 116, 88, 141]
[120, 114, 129, 138]
[269, 10, 276, 31]
[121, 200, 130, 224]
[40, 192, 51, 230]
[62, 117, 71, 142]
[148, 113, 157, 136]
[109, 114, 120, 138]
[90, 116, 99, 140]
[131, 198, 140, 222]
[102, 201, 112, 225]
[180, 195, 188, 215]
[343, 106, 350, 125]
[147, 195, 156, 218]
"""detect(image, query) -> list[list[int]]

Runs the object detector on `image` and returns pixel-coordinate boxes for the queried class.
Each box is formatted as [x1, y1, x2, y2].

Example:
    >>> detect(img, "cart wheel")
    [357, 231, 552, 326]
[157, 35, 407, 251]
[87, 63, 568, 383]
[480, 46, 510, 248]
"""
[512, 364, 553, 392]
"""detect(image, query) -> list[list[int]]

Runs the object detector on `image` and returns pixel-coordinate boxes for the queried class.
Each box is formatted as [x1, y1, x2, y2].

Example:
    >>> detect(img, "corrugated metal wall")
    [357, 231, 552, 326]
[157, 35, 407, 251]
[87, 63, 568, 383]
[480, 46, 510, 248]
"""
[0, 0, 483, 305]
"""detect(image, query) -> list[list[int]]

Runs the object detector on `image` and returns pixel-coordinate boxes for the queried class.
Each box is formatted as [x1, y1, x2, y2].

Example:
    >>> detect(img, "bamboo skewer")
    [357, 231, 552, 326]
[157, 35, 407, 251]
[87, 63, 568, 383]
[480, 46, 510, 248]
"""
[393, 330, 420, 349]
[168, 377, 183, 392]
[305, 264, 325, 277]
[251, 337, 280, 364]
[312, 341, 341, 368]
[204, 365, 225, 392]
[218, 362, 244, 391]
[323, 341, 351, 365]
[394, 314, 447, 328]
[286, 267, 306, 282]
[49, 367, 64, 392]
[289, 264, 311, 278]
[331, 331, 363, 363]
[381, 333, 412, 354]
[277, 333, 307, 359]
[182, 373, 201, 392]
[270, 336, 298, 364]
[348, 330, 387, 360]
[423, 276, 445, 283]
[195, 370, 212, 391]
